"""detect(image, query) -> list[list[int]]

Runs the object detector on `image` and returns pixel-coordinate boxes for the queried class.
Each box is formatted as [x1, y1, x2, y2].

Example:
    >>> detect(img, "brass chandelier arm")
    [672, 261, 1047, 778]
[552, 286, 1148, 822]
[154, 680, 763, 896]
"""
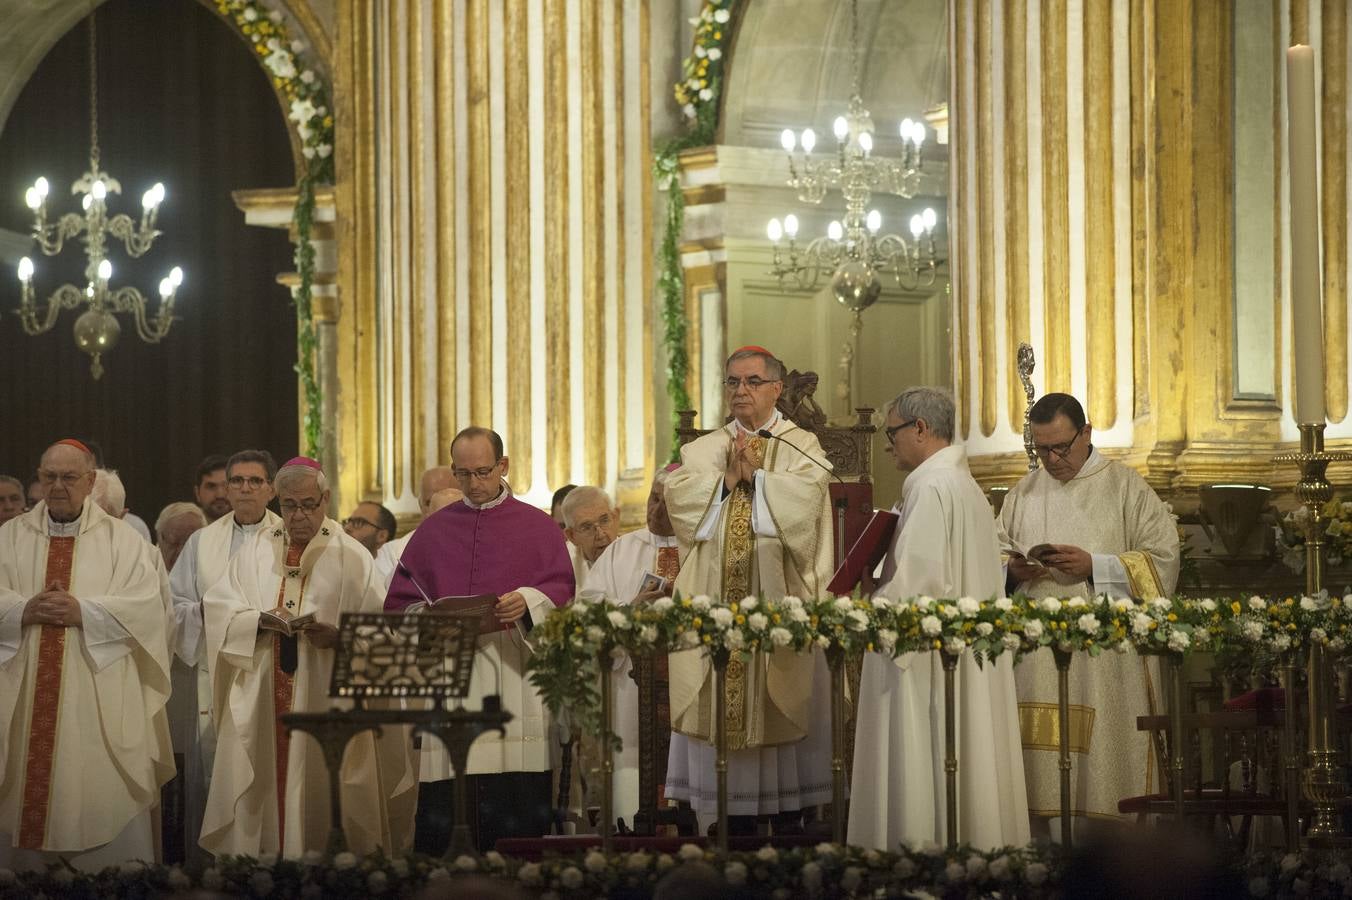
[104, 214, 160, 258]
[33, 214, 88, 256]
[105, 285, 174, 343]
[19, 283, 89, 335]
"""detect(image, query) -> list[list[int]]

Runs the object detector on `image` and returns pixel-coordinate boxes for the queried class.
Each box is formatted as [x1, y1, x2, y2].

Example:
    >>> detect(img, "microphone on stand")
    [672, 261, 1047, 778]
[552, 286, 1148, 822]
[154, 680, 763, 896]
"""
[756, 428, 850, 572]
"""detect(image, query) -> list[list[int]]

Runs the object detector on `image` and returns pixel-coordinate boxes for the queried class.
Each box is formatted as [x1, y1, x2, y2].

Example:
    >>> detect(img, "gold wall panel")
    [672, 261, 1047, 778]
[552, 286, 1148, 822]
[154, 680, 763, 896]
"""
[1083, 0, 1115, 430]
[1039, 0, 1070, 395]
[1002, 0, 1030, 435]
[1322, 0, 1348, 423]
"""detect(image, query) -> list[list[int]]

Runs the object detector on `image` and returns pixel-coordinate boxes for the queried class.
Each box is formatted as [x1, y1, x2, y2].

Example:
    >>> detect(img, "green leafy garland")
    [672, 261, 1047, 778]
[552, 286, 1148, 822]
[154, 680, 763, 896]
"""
[656, 0, 735, 456]
[212, 0, 334, 458]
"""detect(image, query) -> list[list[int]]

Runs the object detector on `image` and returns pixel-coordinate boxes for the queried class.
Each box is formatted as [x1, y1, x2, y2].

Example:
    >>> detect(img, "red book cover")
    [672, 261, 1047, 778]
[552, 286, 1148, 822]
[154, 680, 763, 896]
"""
[826, 510, 900, 595]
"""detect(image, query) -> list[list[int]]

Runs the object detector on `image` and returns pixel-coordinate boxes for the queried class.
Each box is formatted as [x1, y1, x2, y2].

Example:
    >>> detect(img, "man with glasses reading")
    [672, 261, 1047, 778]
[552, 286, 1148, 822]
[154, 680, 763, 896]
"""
[663, 346, 834, 835]
[202, 457, 411, 858]
[168, 450, 282, 864]
[849, 388, 1029, 852]
[386, 427, 574, 853]
[0, 439, 172, 871]
[997, 392, 1179, 839]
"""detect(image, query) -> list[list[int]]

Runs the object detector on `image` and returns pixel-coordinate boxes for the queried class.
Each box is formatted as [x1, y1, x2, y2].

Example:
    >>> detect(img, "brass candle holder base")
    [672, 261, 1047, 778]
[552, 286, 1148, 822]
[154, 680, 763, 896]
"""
[1274, 423, 1352, 848]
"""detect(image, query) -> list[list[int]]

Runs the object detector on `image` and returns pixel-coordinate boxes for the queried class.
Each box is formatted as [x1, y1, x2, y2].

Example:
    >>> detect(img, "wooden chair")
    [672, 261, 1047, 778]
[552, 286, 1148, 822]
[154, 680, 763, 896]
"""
[630, 369, 877, 835]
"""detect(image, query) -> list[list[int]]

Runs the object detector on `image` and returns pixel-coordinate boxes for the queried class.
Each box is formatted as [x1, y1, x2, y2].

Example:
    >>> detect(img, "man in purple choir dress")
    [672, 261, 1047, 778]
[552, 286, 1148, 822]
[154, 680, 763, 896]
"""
[386, 426, 574, 854]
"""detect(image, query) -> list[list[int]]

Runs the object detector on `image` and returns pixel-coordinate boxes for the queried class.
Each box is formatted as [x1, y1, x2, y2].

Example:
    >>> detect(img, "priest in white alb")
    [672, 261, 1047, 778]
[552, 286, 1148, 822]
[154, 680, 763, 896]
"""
[848, 387, 1029, 851]
[0, 439, 174, 871]
[201, 457, 413, 858]
[579, 464, 682, 827]
[998, 392, 1179, 836]
[169, 449, 281, 862]
[663, 346, 834, 834]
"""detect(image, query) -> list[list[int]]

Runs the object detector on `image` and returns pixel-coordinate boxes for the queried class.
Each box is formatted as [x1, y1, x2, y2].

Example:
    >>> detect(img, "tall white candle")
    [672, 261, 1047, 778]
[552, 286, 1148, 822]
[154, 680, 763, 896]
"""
[1287, 44, 1326, 424]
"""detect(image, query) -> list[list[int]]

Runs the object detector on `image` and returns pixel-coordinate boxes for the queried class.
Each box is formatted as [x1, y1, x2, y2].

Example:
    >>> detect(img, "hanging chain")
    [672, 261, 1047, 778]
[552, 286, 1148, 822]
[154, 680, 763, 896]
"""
[849, 0, 862, 99]
[88, 9, 99, 171]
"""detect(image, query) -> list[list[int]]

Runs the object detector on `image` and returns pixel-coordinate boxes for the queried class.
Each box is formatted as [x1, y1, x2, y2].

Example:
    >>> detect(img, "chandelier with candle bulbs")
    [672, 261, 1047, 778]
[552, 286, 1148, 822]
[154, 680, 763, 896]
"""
[765, 0, 942, 309]
[16, 10, 184, 380]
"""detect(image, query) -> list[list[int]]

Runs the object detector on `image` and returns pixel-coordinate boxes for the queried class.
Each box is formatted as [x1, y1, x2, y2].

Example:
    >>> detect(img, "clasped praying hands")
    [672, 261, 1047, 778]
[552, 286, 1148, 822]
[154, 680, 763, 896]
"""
[22, 581, 82, 628]
[723, 432, 764, 493]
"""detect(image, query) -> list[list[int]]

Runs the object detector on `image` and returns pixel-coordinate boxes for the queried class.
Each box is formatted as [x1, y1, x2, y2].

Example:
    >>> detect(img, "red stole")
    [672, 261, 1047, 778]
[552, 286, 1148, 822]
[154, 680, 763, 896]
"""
[271, 541, 306, 847]
[17, 535, 77, 849]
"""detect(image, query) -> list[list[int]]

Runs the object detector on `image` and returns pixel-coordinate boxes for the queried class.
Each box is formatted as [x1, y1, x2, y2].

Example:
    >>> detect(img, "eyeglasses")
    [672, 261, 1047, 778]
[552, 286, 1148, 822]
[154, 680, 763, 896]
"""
[723, 376, 781, 390]
[343, 516, 376, 530]
[453, 464, 500, 481]
[571, 513, 614, 537]
[1033, 426, 1086, 461]
[279, 499, 324, 516]
[884, 420, 918, 443]
[37, 470, 87, 487]
[228, 475, 269, 490]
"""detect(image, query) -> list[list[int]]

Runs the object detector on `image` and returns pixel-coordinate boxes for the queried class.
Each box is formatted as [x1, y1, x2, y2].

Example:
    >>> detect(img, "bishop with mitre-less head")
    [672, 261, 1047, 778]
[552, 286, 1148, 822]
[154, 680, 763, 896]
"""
[0, 439, 174, 871]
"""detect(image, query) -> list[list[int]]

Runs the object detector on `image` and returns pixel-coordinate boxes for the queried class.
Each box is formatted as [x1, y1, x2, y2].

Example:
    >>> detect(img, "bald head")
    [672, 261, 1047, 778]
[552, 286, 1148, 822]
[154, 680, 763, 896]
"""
[419, 466, 456, 514]
[38, 442, 97, 522]
[428, 487, 464, 514]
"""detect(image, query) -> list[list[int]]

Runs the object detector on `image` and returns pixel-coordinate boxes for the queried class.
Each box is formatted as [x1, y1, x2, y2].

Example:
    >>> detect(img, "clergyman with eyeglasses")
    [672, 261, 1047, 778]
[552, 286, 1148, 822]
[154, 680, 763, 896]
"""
[0, 439, 172, 871]
[385, 426, 575, 854]
[996, 392, 1180, 838]
[201, 456, 413, 858]
[560, 485, 621, 586]
[662, 345, 835, 835]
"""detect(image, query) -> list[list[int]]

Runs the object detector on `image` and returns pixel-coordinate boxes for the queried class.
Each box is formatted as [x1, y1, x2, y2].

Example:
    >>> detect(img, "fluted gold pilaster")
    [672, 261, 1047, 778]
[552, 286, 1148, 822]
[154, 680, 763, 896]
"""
[1129, 0, 1149, 422]
[613, 0, 628, 474]
[433, 0, 457, 455]
[639, 0, 655, 472]
[1084, 0, 1116, 428]
[386, 0, 406, 496]
[1040, 0, 1070, 394]
[544, 0, 571, 490]
[1292, 0, 1309, 46]
[954, 0, 971, 439]
[1003, 0, 1030, 433]
[581, 1, 606, 486]
[466, 0, 492, 427]
[975, 0, 997, 437]
[1321, 0, 1347, 422]
[505, 0, 532, 490]
[409, 0, 430, 475]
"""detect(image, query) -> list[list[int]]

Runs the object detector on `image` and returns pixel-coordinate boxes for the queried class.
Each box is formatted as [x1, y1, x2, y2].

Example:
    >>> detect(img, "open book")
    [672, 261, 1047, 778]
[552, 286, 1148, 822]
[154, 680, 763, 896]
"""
[1005, 543, 1059, 567]
[826, 510, 900, 595]
[407, 593, 511, 634]
[258, 608, 317, 637]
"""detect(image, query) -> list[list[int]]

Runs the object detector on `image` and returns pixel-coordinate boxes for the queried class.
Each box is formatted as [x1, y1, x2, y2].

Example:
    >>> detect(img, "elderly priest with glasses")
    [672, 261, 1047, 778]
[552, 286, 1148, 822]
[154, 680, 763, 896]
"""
[201, 457, 413, 858]
[996, 392, 1179, 838]
[0, 439, 174, 871]
[662, 346, 834, 835]
[385, 426, 575, 853]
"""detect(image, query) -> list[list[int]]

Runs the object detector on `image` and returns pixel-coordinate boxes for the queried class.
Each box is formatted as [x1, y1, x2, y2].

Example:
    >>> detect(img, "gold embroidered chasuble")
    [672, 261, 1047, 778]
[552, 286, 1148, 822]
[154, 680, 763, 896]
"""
[663, 418, 834, 750]
[997, 449, 1180, 820]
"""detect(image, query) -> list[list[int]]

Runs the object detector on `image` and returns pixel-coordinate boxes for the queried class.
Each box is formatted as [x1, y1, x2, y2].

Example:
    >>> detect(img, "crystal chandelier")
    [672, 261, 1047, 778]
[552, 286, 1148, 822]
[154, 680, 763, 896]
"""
[765, 0, 942, 308]
[16, 10, 184, 380]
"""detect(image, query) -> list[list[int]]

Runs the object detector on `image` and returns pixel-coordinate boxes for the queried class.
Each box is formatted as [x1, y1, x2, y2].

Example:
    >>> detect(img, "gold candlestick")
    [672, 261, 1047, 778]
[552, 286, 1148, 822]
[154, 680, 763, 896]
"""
[712, 647, 731, 854]
[1052, 647, 1074, 847]
[598, 649, 615, 854]
[1275, 422, 1352, 847]
[827, 646, 848, 845]
[941, 650, 960, 849]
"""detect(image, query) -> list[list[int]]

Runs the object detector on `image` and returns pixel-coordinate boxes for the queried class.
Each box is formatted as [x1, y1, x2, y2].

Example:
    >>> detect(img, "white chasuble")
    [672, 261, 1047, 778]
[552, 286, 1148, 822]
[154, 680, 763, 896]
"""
[579, 527, 680, 825]
[997, 448, 1180, 823]
[0, 500, 174, 870]
[848, 446, 1029, 852]
[201, 521, 413, 858]
[661, 417, 834, 819]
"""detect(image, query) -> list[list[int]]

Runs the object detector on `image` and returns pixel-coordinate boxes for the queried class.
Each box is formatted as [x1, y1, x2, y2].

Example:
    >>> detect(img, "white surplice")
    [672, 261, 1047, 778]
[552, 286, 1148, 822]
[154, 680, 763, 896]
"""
[998, 448, 1179, 824]
[848, 445, 1030, 852]
[579, 527, 679, 825]
[662, 412, 834, 821]
[374, 530, 412, 590]
[0, 500, 174, 870]
[168, 509, 281, 860]
[201, 520, 413, 858]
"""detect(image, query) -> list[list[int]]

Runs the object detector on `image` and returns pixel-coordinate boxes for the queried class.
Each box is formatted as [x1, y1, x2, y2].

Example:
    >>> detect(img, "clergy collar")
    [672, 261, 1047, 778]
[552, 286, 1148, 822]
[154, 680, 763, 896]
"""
[731, 408, 782, 436]
[232, 514, 270, 533]
[652, 532, 678, 548]
[463, 480, 513, 510]
[46, 515, 81, 537]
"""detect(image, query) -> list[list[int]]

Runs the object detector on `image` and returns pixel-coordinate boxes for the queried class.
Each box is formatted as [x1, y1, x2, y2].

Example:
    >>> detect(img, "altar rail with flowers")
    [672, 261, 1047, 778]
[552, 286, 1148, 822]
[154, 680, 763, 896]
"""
[528, 591, 1352, 850]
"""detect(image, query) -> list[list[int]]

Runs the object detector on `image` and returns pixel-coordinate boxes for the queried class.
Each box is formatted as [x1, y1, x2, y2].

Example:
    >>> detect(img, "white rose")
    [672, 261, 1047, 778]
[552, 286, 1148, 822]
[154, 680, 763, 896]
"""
[1273, 634, 1293, 651]
[1301, 596, 1317, 611]
[1248, 596, 1266, 611]
[334, 852, 357, 869]
[1112, 598, 1135, 613]
[679, 843, 704, 861]
[1241, 620, 1264, 641]
[711, 607, 734, 627]
[1065, 596, 1087, 608]
[724, 861, 748, 886]
[1167, 630, 1191, 652]
[938, 604, 958, 620]
[1330, 637, 1347, 653]
[639, 625, 658, 644]
[740, 596, 758, 611]
[1150, 597, 1172, 610]
[770, 627, 793, 647]
[944, 637, 967, 655]
[625, 851, 651, 871]
[300, 69, 316, 84]
[848, 609, 870, 631]
[757, 845, 779, 863]
[995, 596, 1014, 611]
[748, 612, 769, 631]
[607, 610, 630, 629]
[1200, 598, 1217, 612]
[724, 629, 746, 651]
[789, 607, 810, 624]
[586, 626, 605, 643]
[834, 596, 854, 614]
[714, 7, 731, 23]
[699, 87, 713, 101]
[1132, 613, 1153, 636]
[921, 615, 942, 636]
[243, 7, 258, 21]
[1311, 628, 1328, 644]
[1024, 620, 1045, 640]
[694, 43, 707, 58]
[815, 634, 831, 649]
[871, 596, 894, 610]
[782, 595, 803, 609]
[518, 862, 542, 885]
[1041, 598, 1062, 614]
[1077, 614, 1101, 633]
[691, 595, 712, 612]
[1114, 640, 1130, 653]
[680, 629, 700, 648]
[584, 850, 608, 872]
[560, 866, 584, 889]
[975, 622, 994, 636]
[915, 595, 935, 610]
[652, 596, 675, 614]
[957, 597, 981, 617]
[879, 629, 898, 652]
[1002, 633, 1022, 652]
[454, 855, 478, 871]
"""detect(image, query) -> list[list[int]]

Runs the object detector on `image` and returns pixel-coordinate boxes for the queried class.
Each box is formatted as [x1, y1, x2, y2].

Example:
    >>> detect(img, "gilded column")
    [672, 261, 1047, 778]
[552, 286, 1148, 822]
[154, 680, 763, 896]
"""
[1083, 0, 1116, 430]
[1321, 0, 1347, 422]
[505, 0, 533, 491]
[1003, 0, 1030, 434]
[1040, 0, 1070, 395]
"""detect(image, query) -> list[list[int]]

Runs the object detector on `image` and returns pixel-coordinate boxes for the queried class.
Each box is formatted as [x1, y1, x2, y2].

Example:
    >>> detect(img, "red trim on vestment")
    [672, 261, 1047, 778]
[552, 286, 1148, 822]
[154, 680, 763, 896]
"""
[271, 541, 305, 849]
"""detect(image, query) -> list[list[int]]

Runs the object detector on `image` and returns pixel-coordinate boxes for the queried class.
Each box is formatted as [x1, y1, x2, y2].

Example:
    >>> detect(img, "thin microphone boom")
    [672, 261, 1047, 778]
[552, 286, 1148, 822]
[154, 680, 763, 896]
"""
[756, 428, 850, 576]
[756, 429, 845, 487]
